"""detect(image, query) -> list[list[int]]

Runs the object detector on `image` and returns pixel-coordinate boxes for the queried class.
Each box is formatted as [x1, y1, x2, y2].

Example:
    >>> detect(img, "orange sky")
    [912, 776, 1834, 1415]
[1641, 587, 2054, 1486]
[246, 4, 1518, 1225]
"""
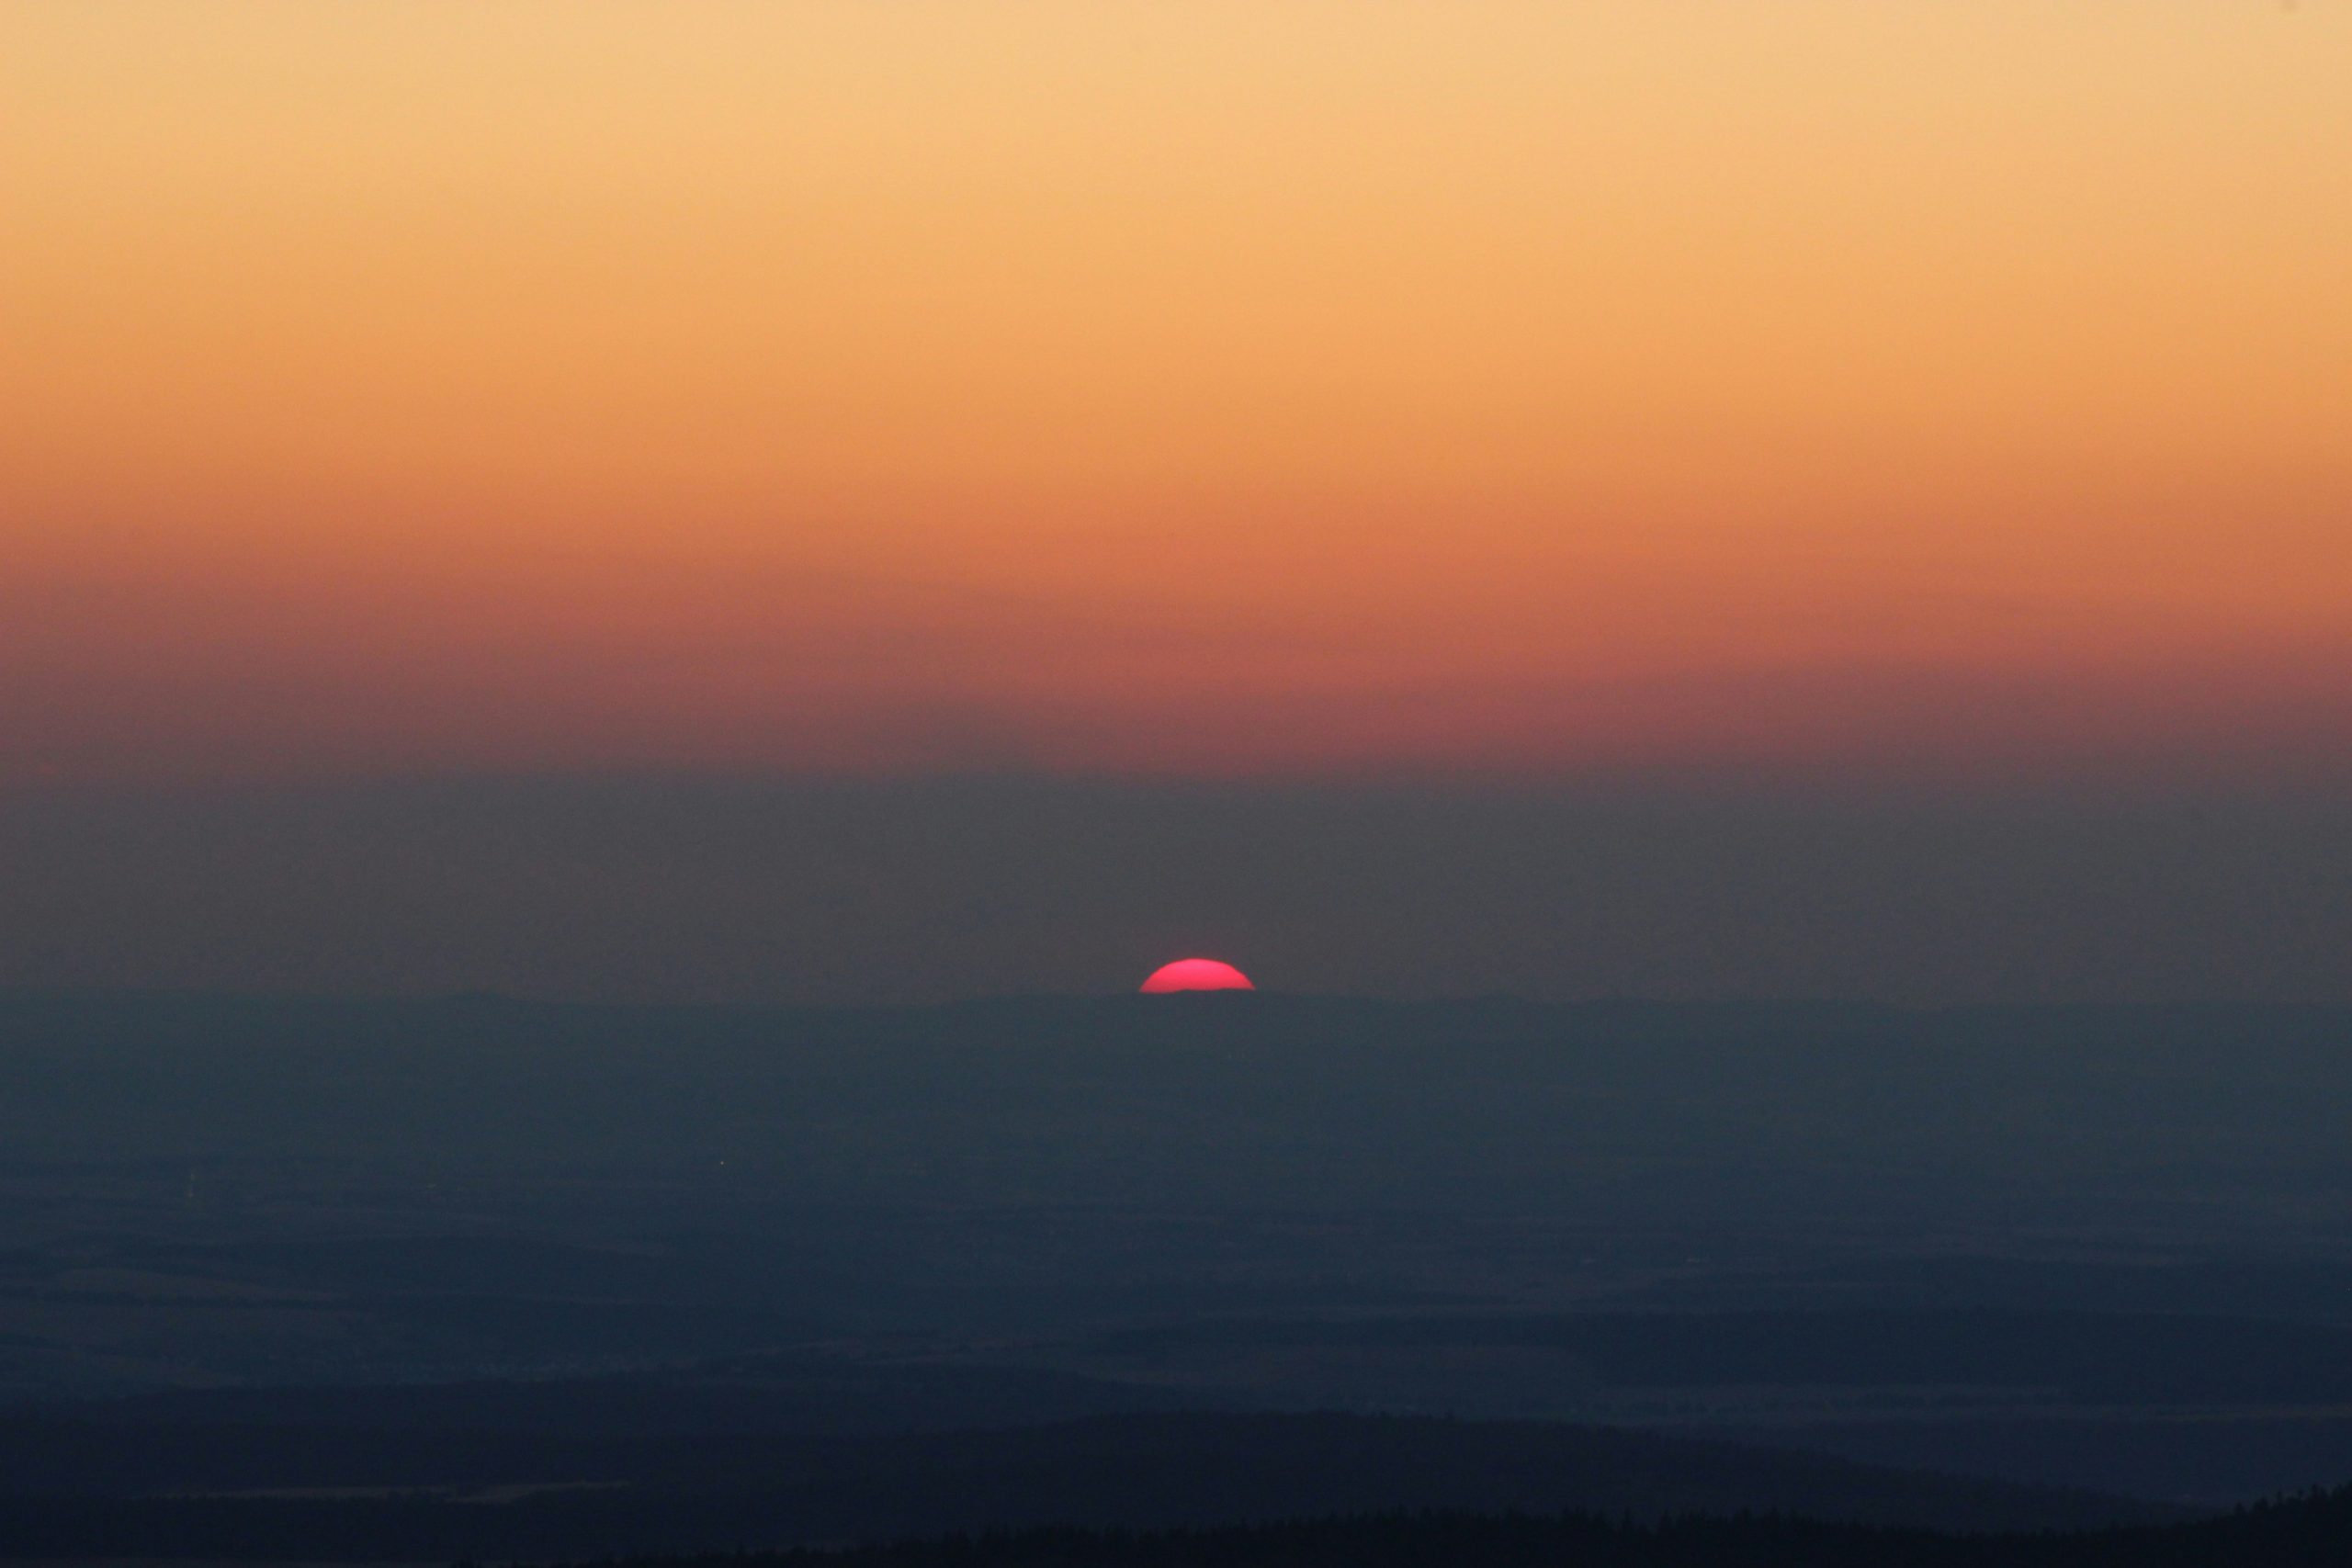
[5, 3, 2349, 785]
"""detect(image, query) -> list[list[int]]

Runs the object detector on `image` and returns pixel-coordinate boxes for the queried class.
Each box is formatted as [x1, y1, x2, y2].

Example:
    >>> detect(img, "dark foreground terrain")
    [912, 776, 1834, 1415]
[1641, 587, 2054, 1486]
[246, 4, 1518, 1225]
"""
[0, 1409, 2165, 1560]
[545, 1492, 2352, 1568]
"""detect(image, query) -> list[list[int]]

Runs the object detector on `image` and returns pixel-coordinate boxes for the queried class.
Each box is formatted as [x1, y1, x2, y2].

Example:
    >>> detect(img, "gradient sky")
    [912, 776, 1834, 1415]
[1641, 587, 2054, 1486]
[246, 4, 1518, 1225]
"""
[6, 2, 2349, 789]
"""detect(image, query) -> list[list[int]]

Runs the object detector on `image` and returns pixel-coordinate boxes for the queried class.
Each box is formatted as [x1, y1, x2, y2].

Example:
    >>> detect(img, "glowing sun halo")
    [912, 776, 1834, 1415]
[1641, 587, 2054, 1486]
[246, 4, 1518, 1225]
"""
[1140, 958, 1256, 994]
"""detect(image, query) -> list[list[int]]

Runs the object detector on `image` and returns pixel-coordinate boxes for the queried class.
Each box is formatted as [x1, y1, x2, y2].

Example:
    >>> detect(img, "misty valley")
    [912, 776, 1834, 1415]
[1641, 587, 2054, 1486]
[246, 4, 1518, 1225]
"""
[1, 993, 2351, 1562]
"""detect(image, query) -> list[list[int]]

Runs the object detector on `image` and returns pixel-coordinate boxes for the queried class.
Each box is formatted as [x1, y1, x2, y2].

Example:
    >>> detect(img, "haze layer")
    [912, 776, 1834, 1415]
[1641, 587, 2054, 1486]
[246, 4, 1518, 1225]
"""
[6, 4, 2349, 785]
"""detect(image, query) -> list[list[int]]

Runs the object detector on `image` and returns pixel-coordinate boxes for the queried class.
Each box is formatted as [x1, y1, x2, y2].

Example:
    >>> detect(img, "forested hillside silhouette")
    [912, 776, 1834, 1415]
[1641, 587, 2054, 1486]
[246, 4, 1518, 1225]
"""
[533, 1490, 2352, 1568]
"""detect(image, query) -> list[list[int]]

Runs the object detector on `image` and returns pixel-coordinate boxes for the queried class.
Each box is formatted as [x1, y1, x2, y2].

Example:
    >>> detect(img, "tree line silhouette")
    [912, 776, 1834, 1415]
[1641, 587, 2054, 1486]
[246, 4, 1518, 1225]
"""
[523, 1491, 2352, 1568]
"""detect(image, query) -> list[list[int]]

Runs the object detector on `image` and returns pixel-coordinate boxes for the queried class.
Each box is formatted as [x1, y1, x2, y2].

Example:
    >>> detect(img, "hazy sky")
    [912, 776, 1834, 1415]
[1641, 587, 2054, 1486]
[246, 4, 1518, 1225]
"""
[4, 6, 2349, 1002]
[6, 3, 2348, 788]
[6, 777, 2348, 1005]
